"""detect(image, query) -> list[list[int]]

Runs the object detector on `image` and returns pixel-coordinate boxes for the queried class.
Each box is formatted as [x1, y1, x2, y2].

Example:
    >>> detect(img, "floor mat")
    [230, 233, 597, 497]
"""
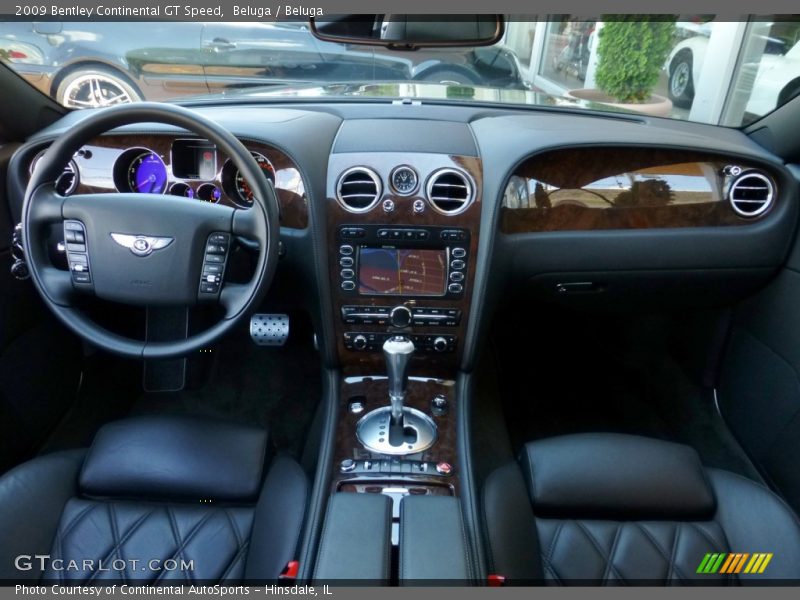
[493, 309, 764, 483]
[41, 314, 321, 459]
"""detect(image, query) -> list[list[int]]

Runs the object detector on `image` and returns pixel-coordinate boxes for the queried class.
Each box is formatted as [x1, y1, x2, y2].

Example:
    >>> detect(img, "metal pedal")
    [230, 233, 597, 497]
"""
[250, 313, 290, 346]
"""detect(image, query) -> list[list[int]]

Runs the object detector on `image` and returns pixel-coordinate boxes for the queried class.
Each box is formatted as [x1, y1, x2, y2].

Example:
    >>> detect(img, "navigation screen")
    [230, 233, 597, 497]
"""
[358, 248, 447, 296]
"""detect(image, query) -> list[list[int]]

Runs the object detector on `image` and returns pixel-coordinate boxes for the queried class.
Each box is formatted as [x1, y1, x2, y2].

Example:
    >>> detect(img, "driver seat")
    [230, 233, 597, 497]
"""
[0, 416, 308, 583]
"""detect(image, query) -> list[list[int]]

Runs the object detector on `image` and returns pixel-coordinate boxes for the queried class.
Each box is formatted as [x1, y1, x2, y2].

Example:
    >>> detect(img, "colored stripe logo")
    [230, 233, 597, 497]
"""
[697, 553, 773, 574]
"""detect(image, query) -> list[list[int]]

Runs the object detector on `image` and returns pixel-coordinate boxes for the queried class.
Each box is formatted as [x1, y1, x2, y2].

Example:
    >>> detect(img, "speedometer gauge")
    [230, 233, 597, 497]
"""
[222, 152, 276, 208]
[127, 151, 168, 194]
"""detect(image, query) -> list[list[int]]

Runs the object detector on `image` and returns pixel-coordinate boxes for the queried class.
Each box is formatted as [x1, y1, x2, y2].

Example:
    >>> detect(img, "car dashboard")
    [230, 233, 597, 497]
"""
[8, 102, 796, 373]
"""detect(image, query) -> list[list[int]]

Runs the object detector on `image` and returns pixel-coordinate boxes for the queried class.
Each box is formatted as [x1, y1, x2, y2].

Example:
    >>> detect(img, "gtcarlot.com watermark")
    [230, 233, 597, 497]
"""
[15, 554, 194, 574]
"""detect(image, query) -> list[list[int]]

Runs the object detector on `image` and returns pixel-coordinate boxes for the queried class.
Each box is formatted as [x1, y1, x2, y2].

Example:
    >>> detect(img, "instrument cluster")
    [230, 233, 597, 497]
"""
[112, 141, 276, 209]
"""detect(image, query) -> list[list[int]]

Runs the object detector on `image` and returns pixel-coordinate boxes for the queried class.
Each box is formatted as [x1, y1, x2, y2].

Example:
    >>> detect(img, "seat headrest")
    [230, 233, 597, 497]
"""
[80, 416, 268, 502]
[521, 434, 715, 520]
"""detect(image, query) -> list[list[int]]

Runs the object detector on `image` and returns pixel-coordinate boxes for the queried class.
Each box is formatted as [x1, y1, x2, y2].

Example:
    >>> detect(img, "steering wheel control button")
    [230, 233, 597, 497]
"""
[63, 220, 92, 286]
[199, 232, 230, 297]
[64, 229, 85, 244]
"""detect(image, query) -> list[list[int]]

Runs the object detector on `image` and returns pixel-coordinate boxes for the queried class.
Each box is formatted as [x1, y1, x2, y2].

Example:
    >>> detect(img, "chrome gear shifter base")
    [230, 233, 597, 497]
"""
[356, 406, 437, 455]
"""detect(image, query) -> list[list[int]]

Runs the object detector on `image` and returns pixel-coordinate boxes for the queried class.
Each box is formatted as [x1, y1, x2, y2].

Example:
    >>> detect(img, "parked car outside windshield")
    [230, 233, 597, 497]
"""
[1, 17, 798, 126]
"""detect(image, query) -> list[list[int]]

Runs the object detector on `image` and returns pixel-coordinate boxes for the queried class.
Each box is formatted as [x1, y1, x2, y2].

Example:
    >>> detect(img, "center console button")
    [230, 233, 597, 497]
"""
[436, 462, 454, 476]
[390, 305, 412, 328]
[450, 271, 464, 283]
[448, 283, 463, 294]
[451, 259, 465, 270]
[341, 280, 356, 291]
[433, 337, 449, 353]
[340, 459, 356, 473]
[340, 256, 354, 268]
[340, 269, 355, 280]
[340, 245, 353, 256]
[452, 247, 467, 258]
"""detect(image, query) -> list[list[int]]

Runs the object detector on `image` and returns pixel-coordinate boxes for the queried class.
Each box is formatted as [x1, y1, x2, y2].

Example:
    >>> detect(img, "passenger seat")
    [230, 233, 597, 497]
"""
[482, 433, 800, 584]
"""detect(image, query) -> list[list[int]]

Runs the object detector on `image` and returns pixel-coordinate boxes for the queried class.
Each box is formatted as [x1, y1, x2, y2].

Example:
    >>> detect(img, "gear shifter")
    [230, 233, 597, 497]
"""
[355, 335, 437, 455]
[384, 335, 415, 429]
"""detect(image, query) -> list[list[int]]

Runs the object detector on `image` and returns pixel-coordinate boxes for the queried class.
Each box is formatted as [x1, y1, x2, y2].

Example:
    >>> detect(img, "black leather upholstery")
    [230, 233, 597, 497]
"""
[483, 433, 800, 584]
[520, 434, 715, 519]
[313, 493, 393, 582]
[399, 495, 471, 583]
[0, 416, 307, 584]
[81, 416, 268, 502]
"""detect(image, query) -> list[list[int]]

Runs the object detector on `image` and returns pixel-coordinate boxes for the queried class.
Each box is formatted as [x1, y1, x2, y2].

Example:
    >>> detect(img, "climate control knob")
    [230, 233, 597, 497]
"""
[433, 337, 449, 353]
[390, 305, 413, 328]
[353, 334, 368, 350]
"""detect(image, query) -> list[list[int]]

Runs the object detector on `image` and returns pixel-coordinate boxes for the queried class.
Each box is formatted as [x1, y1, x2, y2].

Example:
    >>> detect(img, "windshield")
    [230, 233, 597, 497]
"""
[1, 16, 798, 126]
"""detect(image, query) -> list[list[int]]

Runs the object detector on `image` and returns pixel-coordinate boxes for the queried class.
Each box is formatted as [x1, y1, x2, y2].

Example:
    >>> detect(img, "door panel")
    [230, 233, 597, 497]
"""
[0, 143, 81, 473]
[718, 164, 800, 511]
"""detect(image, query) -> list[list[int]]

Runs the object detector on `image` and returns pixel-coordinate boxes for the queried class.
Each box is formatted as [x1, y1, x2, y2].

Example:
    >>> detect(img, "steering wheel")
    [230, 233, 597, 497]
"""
[22, 103, 280, 359]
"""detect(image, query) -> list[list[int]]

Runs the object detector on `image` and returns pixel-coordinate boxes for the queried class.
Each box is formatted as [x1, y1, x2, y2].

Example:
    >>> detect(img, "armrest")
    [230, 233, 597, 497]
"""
[399, 495, 471, 583]
[313, 493, 393, 582]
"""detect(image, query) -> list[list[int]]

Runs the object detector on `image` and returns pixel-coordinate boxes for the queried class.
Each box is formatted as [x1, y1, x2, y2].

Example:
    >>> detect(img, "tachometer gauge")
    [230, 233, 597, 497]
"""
[222, 152, 276, 208]
[127, 151, 168, 194]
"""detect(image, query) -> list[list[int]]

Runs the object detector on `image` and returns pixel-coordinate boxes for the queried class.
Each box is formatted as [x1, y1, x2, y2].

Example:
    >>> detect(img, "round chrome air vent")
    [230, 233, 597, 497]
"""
[728, 171, 775, 218]
[336, 167, 382, 213]
[426, 168, 473, 215]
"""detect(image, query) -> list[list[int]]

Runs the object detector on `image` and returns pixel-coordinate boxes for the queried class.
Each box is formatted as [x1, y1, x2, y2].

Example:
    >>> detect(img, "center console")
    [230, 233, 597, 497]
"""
[317, 148, 481, 581]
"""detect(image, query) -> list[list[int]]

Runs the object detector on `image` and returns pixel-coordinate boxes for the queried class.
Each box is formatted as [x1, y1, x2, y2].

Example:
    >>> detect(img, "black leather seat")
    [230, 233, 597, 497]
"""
[483, 433, 800, 584]
[0, 416, 308, 584]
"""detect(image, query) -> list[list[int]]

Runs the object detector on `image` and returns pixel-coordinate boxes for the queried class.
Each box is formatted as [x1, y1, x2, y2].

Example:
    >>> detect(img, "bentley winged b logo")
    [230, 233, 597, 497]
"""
[110, 233, 174, 257]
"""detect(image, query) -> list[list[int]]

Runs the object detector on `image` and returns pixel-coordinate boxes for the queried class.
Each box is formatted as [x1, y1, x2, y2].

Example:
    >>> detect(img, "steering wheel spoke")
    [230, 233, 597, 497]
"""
[39, 265, 83, 307]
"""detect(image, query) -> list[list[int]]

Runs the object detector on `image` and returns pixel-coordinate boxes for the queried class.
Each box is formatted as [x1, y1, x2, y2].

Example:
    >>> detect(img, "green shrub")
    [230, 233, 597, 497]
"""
[595, 17, 677, 103]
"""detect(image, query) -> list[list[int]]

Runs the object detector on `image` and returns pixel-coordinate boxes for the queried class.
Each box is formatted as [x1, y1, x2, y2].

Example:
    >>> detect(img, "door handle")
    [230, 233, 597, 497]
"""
[207, 38, 236, 51]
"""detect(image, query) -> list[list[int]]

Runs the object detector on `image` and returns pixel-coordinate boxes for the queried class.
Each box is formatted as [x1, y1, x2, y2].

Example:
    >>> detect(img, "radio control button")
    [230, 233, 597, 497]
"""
[452, 247, 467, 258]
[390, 305, 413, 328]
[451, 259, 465, 270]
[340, 269, 355, 280]
[340, 245, 353, 256]
[450, 271, 465, 282]
[340, 256, 354, 268]
[448, 283, 463, 294]
[353, 335, 368, 350]
[341, 280, 356, 291]
[433, 337, 449, 353]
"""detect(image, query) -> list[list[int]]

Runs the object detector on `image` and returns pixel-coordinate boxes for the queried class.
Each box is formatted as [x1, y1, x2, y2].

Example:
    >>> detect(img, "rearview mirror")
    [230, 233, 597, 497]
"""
[310, 15, 504, 50]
